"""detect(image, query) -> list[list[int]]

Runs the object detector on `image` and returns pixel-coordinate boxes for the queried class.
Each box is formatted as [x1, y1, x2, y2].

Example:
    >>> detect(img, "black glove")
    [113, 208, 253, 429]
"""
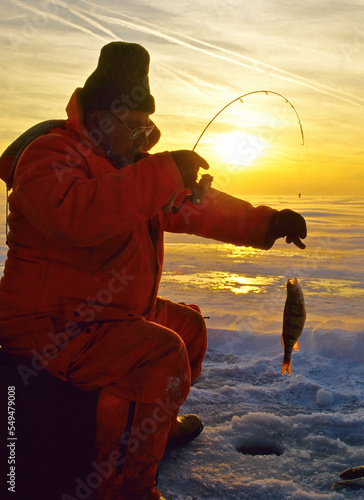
[265, 209, 307, 249]
[170, 150, 209, 188]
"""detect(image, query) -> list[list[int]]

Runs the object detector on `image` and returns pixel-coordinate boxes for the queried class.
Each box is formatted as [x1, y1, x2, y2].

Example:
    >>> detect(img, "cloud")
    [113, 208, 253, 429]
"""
[79, 0, 364, 107]
[6, 0, 363, 107]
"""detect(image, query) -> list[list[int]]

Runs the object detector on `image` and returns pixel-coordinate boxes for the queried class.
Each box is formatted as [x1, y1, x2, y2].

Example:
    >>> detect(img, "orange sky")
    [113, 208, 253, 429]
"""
[0, 0, 363, 197]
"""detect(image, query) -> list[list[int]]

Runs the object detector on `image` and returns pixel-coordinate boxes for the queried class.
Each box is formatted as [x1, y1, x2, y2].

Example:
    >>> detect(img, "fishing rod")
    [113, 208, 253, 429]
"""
[192, 90, 305, 151]
[174, 90, 305, 212]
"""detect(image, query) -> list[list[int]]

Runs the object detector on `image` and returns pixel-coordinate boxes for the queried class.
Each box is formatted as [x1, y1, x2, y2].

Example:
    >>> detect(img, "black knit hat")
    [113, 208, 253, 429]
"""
[80, 42, 155, 114]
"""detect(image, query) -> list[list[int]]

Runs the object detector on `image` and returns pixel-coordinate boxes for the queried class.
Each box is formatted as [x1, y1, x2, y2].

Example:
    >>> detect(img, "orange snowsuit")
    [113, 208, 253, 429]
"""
[0, 89, 277, 499]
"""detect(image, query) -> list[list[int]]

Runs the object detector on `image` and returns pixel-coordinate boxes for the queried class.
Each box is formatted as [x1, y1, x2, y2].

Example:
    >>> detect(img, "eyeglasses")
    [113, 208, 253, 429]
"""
[109, 112, 154, 141]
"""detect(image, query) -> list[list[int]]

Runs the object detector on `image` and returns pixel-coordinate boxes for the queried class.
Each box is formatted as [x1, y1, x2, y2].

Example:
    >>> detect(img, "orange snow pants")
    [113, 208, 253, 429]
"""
[48, 298, 208, 499]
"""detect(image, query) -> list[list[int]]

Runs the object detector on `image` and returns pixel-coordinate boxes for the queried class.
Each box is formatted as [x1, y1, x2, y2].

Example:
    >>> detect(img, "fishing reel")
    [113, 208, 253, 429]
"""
[172, 173, 213, 213]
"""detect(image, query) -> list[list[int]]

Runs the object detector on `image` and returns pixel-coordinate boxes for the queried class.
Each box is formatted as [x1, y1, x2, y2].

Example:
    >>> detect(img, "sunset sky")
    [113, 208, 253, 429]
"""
[0, 0, 363, 196]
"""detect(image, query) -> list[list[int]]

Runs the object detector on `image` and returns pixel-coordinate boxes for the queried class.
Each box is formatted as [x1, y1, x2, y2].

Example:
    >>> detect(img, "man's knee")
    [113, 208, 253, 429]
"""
[184, 304, 208, 350]
[158, 328, 191, 376]
[190, 305, 207, 336]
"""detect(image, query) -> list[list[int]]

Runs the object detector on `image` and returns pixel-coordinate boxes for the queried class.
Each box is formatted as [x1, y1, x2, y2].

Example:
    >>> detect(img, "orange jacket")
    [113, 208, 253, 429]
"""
[0, 90, 276, 331]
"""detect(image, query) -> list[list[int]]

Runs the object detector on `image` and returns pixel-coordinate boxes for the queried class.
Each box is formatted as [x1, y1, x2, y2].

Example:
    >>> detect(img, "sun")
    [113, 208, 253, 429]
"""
[215, 131, 267, 168]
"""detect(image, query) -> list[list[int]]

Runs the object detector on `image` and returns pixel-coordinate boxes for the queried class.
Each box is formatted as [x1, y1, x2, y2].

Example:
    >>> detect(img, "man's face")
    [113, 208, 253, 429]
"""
[91, 109, 152, 166]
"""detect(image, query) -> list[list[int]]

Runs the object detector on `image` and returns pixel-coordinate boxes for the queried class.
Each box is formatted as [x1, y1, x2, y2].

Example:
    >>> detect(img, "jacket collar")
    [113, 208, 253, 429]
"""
[65, 88, 107, 157]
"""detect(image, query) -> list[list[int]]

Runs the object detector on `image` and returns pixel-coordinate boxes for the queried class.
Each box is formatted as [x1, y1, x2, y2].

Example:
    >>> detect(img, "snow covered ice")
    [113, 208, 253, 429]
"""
[159, 326, 364, 499]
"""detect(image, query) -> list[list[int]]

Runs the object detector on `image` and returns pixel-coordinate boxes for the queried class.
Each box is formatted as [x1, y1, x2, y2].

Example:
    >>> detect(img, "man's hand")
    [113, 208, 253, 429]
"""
[265, 209, 307, 249]
[170, 150, 209, 189]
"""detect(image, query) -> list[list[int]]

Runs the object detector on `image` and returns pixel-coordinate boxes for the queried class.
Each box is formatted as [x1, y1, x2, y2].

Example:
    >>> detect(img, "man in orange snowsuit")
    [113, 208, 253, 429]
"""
[0, 42, 306, 499]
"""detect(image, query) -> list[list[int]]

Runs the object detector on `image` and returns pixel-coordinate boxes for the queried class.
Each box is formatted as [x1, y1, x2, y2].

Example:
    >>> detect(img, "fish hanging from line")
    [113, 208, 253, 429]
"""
[281, 278, 306, 376]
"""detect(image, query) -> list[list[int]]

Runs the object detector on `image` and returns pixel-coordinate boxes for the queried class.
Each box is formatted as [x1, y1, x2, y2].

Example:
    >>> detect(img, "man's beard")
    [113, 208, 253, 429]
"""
[116, 147, 142, 167]
[104, 145, 142, 169]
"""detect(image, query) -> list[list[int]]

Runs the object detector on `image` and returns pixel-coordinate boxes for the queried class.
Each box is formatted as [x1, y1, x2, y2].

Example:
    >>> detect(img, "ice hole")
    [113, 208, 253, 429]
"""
[236, 439, 284, 456]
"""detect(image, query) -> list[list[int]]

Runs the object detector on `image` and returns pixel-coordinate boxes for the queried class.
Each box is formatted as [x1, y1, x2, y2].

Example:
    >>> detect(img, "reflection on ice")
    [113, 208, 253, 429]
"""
[163, 271, 278, 295]
[219, 244, 265, 259]
[306, 278, 364, 297]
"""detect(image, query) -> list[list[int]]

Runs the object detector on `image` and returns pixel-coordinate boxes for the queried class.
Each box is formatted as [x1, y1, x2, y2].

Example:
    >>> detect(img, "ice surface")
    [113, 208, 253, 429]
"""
[158, 326, 364, 499]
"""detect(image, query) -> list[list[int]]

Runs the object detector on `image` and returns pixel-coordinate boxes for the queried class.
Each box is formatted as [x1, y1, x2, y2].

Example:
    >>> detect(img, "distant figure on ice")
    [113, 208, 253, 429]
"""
[0, 42, 306, 500]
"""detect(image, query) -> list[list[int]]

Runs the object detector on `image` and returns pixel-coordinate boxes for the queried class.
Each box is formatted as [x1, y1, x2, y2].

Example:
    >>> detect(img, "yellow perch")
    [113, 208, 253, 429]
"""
[281, 278, 306, 375]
